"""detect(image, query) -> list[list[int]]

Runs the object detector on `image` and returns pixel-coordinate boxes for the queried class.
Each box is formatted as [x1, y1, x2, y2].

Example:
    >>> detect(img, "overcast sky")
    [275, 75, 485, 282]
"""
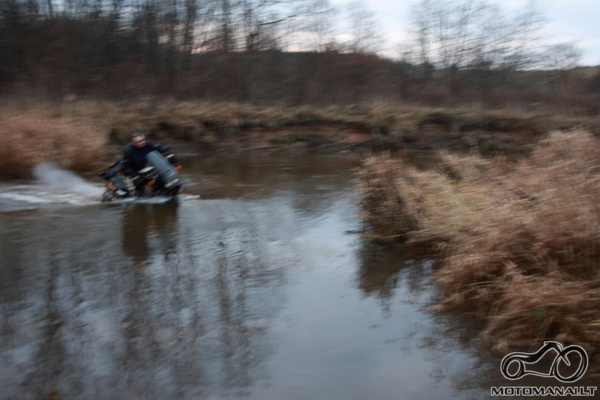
[331, 0, 600, 66]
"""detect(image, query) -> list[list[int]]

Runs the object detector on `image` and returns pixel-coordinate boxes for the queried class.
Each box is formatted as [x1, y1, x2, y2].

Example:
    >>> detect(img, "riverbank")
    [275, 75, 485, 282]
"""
[1, 98, 599, 177]
[358, 129, 600, 361]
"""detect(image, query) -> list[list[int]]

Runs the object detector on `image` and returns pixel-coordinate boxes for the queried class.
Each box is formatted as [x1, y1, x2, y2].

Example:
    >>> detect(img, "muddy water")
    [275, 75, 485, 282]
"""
[0, 153, 583, 400]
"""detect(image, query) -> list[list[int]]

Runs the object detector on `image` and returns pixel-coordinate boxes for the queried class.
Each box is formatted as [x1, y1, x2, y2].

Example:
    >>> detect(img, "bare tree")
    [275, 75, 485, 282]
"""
[345, 0, 383, 54]
[281, 0, 338, 52]
[409, 0, 547, 70]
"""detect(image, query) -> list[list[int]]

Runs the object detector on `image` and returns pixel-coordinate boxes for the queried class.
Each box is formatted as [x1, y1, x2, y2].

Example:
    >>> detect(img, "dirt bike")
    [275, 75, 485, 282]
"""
[98, 150, 183, 202]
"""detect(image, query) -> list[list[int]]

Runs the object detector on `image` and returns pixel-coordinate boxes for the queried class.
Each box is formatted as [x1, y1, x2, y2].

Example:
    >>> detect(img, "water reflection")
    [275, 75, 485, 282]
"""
[0, 199, 288, 399]
[121, 201, 180, 269]
[355, 242, 505, 399]
[356, 242, 431, 308]
[182, 152, 359, 201]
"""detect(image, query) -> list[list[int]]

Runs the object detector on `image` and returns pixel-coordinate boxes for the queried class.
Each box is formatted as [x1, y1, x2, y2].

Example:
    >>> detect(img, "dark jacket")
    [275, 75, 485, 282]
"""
[122, 141, 169, 177]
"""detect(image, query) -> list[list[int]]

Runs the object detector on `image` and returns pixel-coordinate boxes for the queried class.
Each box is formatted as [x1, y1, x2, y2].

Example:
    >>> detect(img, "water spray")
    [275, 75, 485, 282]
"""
[33, 162, 104, 197]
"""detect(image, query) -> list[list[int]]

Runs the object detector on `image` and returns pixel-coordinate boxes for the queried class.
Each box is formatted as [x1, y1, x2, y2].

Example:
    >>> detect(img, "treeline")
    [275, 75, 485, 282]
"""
[1, 0, 599, 109]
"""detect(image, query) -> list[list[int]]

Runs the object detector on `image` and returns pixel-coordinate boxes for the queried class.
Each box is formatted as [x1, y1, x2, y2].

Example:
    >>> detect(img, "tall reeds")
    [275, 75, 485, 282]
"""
[0, 109, 107, 177]
[359, 130, 600, 354]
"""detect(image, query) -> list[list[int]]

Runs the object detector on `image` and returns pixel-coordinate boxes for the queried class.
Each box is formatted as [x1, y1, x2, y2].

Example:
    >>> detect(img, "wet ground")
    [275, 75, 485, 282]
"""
[0, 153, 596, 400]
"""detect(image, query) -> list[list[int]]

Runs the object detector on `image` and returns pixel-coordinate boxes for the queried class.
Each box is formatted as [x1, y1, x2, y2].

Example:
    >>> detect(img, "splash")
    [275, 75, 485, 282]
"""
[33, 162, 104, 197]
[0, 163, 195, 210]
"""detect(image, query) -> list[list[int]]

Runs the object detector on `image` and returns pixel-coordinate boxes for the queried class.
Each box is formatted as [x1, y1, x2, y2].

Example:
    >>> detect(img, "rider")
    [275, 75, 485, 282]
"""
[122, 133, 173, 185]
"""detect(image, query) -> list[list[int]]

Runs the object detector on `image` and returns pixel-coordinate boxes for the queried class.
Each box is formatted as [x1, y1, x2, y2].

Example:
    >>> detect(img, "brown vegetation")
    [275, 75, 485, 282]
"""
[358, 130, 600, 355]
[0, 107, 108, 177]
[1, 98, 600, 178]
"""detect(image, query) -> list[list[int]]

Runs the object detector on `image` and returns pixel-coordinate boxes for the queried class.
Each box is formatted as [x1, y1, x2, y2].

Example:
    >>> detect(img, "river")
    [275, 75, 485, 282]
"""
[0, 153, 579, 400]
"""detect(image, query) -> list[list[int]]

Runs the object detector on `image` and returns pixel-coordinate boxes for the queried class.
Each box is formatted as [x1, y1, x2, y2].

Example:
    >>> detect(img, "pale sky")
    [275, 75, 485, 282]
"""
[332, 0, 600, 66]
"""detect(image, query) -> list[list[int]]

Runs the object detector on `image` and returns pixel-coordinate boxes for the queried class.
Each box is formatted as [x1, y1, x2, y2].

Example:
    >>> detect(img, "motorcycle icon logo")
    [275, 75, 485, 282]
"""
[501, 341, 588, 383]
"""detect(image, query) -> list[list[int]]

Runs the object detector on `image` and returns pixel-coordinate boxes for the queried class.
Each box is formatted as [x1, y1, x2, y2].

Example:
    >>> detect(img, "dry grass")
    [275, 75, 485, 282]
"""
[359, 129, 600, 354]
[0, 108, 108, 177]
[1, 97, 597, 177]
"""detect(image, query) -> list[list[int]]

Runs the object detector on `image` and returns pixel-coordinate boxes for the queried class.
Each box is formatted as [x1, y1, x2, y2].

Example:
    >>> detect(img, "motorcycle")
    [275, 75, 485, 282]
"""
[98, 150, 183, 202]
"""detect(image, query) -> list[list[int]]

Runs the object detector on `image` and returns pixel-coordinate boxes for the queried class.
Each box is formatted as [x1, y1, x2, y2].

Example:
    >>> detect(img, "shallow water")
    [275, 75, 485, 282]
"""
[0, 153, 595, 399]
